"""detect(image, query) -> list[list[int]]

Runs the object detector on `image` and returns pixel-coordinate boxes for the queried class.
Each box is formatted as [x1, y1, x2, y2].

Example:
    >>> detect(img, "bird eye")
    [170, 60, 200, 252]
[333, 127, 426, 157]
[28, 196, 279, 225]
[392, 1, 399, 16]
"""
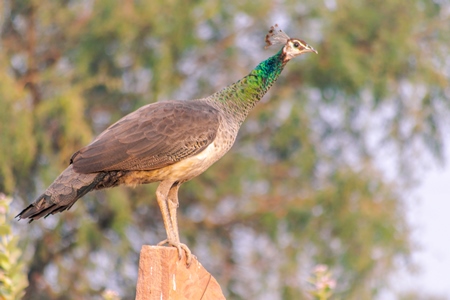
[293, 42, 300, 48]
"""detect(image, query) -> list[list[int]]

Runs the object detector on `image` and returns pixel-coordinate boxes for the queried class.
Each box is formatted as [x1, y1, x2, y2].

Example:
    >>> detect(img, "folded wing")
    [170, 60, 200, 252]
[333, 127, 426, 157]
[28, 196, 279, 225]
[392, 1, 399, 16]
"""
[71, 100, 220, 173]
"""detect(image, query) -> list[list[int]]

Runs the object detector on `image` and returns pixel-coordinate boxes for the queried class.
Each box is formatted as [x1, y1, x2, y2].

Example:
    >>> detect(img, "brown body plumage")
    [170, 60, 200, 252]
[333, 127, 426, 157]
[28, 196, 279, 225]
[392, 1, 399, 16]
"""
[18, 25, 317, 265]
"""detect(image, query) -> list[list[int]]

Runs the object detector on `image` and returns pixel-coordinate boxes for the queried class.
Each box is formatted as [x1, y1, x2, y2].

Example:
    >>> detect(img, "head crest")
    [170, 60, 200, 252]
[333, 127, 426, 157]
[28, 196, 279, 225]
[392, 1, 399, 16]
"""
[265, 24, 291, 49]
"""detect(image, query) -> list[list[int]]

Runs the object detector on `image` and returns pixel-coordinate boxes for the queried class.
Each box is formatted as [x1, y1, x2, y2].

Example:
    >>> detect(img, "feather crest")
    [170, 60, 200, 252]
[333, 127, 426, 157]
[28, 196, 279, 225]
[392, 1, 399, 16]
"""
[265, 24, 291, 49]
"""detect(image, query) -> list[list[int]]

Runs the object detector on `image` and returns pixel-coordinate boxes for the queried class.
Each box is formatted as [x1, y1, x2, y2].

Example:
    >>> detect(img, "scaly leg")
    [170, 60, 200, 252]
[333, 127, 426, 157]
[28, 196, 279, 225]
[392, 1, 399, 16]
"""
[155, 181, 177, 241]
[167, 182, 180, 241]
[167, 182, 192, 265]
[156, 181, 192, 266]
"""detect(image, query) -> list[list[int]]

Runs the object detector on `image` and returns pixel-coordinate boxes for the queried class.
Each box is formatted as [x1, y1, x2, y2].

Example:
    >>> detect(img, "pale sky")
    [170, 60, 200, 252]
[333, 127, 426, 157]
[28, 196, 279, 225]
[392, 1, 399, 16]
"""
[397, 148, 450, 298]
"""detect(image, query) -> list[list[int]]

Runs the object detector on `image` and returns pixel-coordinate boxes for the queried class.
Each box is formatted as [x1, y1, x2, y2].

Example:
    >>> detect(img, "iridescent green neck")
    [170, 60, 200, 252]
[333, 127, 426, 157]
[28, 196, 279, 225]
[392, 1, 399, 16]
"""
[208, 48, 286, 123]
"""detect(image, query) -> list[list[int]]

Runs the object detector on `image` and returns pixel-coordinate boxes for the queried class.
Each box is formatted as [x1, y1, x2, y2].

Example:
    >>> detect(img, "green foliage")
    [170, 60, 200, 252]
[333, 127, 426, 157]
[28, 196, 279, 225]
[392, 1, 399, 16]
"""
[0, 58, 36, 193]
[35, 89, 92, 165]
[0, 194, 28, 300]
[0, 0, 448, 299]
[306, 0, 450, 165]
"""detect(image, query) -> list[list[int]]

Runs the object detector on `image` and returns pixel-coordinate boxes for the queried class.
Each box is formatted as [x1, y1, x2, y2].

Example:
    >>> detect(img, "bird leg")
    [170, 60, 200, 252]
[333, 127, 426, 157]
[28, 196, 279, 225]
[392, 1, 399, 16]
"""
[167, 182, 193, 265]
[167, 182, 181, 242]
[155, 181, 192, 266]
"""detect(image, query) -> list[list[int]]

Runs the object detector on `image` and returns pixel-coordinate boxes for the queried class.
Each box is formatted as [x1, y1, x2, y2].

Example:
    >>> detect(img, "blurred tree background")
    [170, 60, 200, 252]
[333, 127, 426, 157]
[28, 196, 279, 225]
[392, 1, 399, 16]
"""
[0, 0, 449, 299]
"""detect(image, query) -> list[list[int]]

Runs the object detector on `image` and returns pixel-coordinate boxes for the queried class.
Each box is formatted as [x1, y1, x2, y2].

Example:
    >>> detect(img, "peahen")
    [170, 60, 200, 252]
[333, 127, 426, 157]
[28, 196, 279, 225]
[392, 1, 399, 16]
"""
[17, 25, 317, 265]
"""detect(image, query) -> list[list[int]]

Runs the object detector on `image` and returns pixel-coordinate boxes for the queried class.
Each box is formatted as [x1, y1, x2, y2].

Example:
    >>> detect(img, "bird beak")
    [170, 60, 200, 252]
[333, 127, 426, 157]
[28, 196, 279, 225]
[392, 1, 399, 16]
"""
[307, 46, 318, 54]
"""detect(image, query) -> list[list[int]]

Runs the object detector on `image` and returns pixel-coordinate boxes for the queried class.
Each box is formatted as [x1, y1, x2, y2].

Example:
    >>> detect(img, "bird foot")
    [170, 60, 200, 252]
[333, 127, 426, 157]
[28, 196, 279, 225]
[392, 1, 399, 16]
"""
[157, 239, 193, 267]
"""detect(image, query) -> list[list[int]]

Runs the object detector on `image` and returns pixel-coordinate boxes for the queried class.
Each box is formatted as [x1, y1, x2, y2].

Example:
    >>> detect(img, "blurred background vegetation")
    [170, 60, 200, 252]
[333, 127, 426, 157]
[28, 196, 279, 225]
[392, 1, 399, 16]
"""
[0, 0, 449, 299]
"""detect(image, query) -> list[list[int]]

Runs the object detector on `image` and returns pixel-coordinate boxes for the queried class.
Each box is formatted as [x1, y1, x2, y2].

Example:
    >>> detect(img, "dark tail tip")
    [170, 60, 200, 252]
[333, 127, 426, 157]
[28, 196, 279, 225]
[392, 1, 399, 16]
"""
[16, 204, 34, 220]
[16, 204, 40, 222]
[16, 194, 58, 222]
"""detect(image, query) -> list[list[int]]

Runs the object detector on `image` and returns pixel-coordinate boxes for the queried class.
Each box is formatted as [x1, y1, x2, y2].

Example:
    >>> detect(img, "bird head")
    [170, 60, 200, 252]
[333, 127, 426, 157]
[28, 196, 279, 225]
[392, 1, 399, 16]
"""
[265, 24, 317, 62]
[283, 38, 318, 60]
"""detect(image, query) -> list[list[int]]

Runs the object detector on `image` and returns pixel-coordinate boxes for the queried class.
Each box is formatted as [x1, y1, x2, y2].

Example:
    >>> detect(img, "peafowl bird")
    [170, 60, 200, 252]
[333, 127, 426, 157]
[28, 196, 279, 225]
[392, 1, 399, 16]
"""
[17, 25, 317, 265]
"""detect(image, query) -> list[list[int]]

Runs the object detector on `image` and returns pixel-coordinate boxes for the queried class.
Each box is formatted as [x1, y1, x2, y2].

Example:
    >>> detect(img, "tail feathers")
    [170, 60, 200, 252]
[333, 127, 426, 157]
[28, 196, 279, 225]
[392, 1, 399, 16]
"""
[17, 194, 66, 221]
[16, 165, 103, 222]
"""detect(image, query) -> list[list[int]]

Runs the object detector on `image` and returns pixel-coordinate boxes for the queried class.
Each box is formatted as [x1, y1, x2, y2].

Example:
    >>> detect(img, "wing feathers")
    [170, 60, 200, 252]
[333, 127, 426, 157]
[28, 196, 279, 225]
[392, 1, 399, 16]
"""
[72, 100, 220, 173]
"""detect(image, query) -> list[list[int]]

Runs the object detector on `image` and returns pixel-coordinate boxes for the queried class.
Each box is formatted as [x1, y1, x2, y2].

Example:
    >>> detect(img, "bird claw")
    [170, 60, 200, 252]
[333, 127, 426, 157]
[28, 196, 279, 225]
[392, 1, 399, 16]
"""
[157, 239, 193, 267]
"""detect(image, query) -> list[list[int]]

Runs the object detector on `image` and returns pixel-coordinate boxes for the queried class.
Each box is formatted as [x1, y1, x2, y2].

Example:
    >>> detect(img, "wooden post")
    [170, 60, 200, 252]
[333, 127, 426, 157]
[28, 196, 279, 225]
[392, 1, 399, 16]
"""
[135, 246, 226, 300]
